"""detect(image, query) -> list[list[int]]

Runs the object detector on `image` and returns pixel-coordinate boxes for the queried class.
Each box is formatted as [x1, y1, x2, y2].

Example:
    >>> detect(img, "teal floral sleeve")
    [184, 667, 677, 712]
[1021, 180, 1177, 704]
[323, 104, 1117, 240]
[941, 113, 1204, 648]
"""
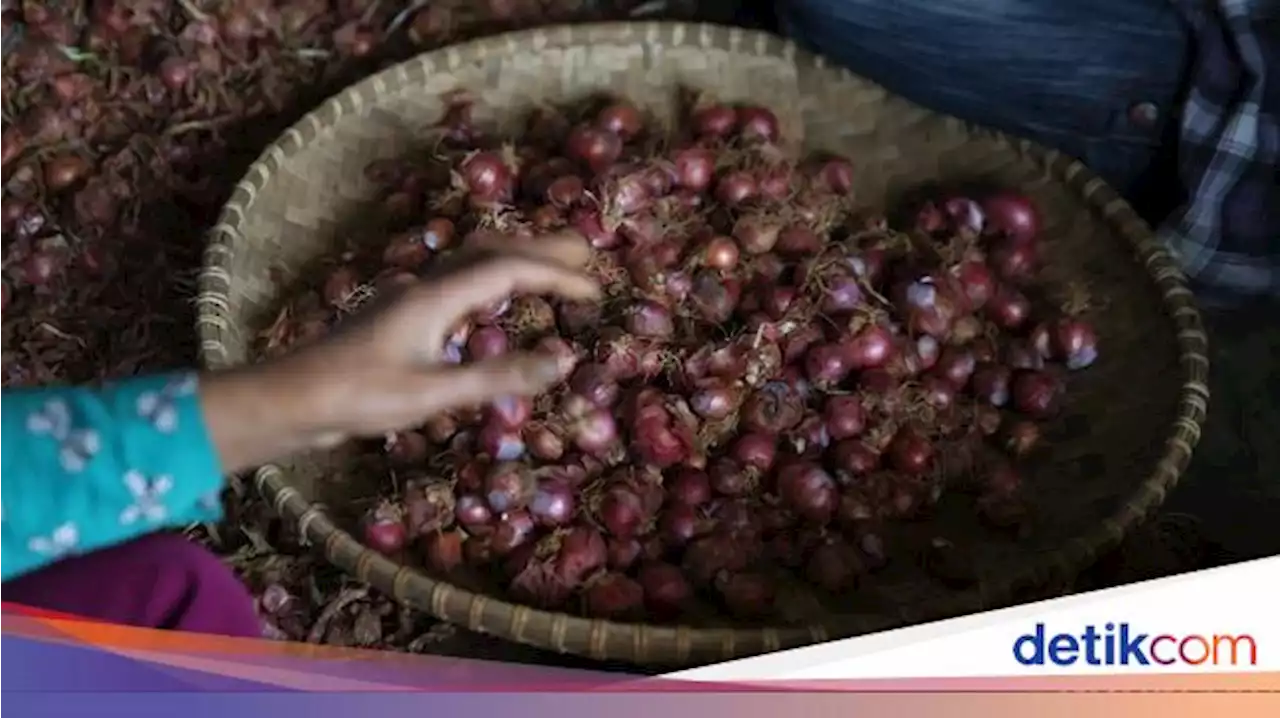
[1, 372, 226, 582]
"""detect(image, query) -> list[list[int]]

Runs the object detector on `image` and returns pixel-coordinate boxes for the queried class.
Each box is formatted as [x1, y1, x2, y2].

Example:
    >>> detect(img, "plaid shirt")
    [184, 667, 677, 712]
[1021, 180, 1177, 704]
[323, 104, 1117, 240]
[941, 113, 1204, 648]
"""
[1160, 0, 1279, 305]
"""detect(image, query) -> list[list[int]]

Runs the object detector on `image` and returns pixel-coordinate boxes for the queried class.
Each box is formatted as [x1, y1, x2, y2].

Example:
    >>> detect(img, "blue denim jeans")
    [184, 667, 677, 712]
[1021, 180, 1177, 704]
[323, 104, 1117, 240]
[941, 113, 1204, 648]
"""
[775, 0, 1190, 202]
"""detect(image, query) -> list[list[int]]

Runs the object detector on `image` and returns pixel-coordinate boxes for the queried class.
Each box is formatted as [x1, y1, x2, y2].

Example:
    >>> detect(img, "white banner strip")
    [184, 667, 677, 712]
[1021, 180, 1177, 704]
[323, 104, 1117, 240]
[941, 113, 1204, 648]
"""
[667, 557, 1279, 680]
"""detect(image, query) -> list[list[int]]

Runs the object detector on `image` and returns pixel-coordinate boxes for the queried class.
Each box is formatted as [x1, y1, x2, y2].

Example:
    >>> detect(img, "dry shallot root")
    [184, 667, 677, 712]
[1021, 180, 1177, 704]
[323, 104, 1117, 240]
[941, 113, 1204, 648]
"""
[257, 91, 1100, 622]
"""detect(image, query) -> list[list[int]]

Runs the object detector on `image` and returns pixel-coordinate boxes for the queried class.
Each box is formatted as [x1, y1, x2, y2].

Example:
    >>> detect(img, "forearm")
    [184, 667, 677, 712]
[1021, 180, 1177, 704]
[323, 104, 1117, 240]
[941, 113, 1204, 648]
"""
[198, 360, 330, 476]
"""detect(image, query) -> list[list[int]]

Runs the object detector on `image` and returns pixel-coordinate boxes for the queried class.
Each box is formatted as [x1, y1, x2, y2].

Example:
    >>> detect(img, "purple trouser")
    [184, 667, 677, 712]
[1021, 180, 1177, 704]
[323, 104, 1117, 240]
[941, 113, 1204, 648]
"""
[4, 533, 262, 638]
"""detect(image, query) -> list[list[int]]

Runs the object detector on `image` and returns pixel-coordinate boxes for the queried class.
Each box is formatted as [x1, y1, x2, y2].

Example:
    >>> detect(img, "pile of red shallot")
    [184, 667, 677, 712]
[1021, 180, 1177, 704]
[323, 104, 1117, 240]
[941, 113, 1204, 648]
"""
[260, 91, 1100, 623]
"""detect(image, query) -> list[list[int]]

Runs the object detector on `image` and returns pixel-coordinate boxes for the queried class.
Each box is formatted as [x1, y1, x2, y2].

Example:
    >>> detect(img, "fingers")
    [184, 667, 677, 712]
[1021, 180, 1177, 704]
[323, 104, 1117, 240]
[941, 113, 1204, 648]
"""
[465, 229, 593, 270]
[423, 228, 591, 280]
[406, 250, 600, 318]
[409, 352, 564, 415]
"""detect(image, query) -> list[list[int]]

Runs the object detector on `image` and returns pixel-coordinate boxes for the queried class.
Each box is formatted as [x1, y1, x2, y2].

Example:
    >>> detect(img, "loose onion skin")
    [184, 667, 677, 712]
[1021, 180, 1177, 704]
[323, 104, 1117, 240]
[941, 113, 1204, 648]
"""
[422, 530, 464, 574]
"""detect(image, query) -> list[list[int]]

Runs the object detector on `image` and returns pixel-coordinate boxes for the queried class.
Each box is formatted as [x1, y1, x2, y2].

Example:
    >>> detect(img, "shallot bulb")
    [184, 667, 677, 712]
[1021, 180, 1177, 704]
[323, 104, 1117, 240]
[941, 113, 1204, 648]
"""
[805, 343, 852, 389]
[942, 196, 985, 234]
[776, 461, 838, 524]
[459, 151, 512, 203]
[362, 502, 406, 555]
[824, 395, 866, 440]
[981, 191, 1041, 245]
[638, 562, 693, 619]
[556, 526, 607, 585]
[806, 539, 864, 592]
[716, 571, 776, 619]
[529, 480, 575, 527]
[730, 433, 777, 473]
[672, 148, 715, 191]
[693, 104, 738, 138]
[478, 421, 526, 461]
[668, 469, 713, 506]
[626, 301, 675, 339]
[888, 429, 934, 474]
[737, 106, 780, 143]
[1051, 318, 1099, 370]
[1012, 370, 1063, 418]
[569, 408, 620, 456]
[690, 380, 743, 421]
[566, 124, 622, 173]
[584, 573, 645, 620]
[843, 324, 895, 370]
[484, 463, 535, 513]
[598, 486, 648, 539]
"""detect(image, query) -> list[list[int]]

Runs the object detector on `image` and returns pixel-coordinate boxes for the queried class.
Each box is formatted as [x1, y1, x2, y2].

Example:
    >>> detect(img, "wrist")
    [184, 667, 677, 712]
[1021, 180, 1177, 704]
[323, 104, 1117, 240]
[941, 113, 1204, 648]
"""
[199, 358, 337, 474]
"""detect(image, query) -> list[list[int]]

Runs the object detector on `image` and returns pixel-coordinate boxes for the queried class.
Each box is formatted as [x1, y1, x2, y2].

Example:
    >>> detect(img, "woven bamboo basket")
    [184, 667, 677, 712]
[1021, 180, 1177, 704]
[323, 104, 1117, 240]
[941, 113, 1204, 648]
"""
[198, 22, 1210, 667]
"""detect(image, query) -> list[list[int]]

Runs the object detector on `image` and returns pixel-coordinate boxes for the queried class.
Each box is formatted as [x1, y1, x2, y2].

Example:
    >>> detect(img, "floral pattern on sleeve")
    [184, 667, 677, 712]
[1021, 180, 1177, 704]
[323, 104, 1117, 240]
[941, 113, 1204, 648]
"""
[1, 372, 226, 582]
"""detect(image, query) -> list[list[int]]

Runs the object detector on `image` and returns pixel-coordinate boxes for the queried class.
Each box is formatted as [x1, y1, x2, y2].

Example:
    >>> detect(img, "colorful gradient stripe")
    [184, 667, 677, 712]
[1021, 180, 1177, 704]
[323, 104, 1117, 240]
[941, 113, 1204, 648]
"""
[3, 602, 1276, 718]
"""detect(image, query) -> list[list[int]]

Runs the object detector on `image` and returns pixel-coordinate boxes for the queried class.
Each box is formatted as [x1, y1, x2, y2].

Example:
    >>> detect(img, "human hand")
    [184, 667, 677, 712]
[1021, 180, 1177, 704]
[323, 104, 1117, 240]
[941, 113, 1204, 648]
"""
[202, 229, 599, 473]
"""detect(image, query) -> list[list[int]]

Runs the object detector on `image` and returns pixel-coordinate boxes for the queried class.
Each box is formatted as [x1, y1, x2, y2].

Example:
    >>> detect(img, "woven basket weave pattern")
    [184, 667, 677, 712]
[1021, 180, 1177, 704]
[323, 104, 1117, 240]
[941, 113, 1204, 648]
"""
[198, 23, 1209, 667]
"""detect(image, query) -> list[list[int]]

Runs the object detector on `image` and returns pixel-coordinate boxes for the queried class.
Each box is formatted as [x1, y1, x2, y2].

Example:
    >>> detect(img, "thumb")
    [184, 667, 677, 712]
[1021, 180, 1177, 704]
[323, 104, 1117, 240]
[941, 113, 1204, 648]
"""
[410, 352, 564, 415]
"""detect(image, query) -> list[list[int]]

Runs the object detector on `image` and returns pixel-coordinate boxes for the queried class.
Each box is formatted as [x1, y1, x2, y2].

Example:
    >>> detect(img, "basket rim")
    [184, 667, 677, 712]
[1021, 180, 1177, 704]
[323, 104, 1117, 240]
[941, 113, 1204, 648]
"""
[196, 21, 1211, 666]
